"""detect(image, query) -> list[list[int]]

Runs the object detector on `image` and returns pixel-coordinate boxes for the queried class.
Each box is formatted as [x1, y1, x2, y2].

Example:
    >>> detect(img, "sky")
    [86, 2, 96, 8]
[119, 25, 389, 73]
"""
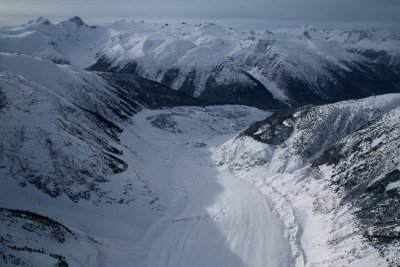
[0, 0, 400, 32]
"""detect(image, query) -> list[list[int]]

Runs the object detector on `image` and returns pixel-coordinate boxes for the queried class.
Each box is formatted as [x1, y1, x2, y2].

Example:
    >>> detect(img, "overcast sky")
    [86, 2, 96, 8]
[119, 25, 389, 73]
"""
[0, 0, 399, 32]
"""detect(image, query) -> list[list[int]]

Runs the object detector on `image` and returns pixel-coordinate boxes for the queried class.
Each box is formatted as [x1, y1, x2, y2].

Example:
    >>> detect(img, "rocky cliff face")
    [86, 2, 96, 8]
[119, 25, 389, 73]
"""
[313, 107, 400, 265]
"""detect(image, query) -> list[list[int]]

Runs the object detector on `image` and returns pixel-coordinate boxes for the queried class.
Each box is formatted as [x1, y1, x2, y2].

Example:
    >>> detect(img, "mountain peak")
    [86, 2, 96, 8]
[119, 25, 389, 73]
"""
[28, 17, 51, 26]
[67, 16, 87, 27]
[301, 24, 319, 32]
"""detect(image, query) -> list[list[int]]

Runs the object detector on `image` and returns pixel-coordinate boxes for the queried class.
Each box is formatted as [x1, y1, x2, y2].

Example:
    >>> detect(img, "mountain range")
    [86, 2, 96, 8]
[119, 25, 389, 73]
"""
[1, 17, 400, 108]
[0, 17, 399, 266]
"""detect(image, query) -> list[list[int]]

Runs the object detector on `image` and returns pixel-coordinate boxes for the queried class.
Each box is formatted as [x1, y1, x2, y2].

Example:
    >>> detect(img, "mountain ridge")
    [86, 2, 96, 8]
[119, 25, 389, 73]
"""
[1, 16, 399, 109]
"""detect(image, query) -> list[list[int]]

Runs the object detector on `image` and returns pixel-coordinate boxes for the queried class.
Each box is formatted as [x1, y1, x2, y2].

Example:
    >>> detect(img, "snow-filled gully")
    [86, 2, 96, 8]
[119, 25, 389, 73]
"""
[123, 106, 296, 267]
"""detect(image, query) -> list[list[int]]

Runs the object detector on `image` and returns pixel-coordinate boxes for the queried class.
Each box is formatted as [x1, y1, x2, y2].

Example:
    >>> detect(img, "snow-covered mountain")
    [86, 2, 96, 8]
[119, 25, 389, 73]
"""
[1, 16, 400, 267]
[0, 17, 108, 67]
[1, 17, 399, 108]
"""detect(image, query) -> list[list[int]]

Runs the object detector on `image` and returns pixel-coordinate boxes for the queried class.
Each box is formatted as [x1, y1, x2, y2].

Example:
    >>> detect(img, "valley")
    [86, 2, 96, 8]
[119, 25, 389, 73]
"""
[0, 16, 399, 266]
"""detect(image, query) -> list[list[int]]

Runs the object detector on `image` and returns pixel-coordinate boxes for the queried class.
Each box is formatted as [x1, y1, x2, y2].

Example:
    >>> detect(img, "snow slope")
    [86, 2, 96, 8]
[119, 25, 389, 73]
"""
[0, 52, 200, 203]
[0, 208, 102, 266]
[0, 17, 110, 68]
[215, 94, 400, 266]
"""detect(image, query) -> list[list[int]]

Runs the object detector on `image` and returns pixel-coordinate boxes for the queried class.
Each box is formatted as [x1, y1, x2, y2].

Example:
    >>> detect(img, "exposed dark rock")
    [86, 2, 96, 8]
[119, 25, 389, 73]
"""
[67, 16, 87, 28]
[102, 72, 206, 109]
[85, 56, 112, 72]
[242, 108, 299, 145]
[177, 69, 197, 96]
[200, 69, 287, 110]
[312, 108, 400, 258]
[0, 208, 76, 242]
[0, 87, 8, 110]
[161, 68, 180, 87]
[0, 208, 99, 266]
[76, 105, 123, 141]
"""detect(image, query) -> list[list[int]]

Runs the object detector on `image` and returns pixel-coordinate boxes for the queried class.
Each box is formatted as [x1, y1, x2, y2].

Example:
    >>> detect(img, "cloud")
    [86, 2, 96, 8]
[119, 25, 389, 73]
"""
[0, 0, 399, 31]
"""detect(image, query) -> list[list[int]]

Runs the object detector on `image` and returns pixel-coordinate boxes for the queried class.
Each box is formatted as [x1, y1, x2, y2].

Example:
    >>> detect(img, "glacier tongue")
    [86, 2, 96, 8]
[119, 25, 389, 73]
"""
[121, 106, 295, 267]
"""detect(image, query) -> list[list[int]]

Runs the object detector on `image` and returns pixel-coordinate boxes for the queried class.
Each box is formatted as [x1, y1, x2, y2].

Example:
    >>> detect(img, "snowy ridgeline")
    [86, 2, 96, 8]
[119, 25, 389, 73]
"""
[1, 16, 400, 108]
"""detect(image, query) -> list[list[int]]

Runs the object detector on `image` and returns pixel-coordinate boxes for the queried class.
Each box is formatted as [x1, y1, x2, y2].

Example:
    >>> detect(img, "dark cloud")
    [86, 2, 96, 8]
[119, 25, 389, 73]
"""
[0, 0, 399, 31]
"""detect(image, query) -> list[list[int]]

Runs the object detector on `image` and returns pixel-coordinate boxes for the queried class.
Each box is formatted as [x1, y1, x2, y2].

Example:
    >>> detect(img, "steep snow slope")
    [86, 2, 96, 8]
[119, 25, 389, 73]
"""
[243, 94, 400, 172]
[0, 52, 202, 203]
[215, 94, 400, 266]
[0, 208, 102, 266]
[0, 54, 132, 203]
[313, 107, 400, 265]
[2, 17, 399, 108]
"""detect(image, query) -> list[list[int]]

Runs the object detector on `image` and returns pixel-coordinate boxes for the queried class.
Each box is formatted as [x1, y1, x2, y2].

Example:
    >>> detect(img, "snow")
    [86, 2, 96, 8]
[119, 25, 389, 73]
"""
[247, 67, 289, 103]
[2, 17, 398, 100]
[386, 181, 400, 192]
[124, 106, 296, 267]
[371, 134, 386, 147]
[0, 17, 112, 68]
[1, 69, 299, 266]
[1, 18, 399, 266]
[214, 134, 387, 266]
[211, 94, 400, 266]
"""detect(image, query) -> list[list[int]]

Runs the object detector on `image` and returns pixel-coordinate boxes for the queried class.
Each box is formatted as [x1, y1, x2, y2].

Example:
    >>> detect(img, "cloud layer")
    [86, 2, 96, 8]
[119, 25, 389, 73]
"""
[0, 0, 399, 31]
